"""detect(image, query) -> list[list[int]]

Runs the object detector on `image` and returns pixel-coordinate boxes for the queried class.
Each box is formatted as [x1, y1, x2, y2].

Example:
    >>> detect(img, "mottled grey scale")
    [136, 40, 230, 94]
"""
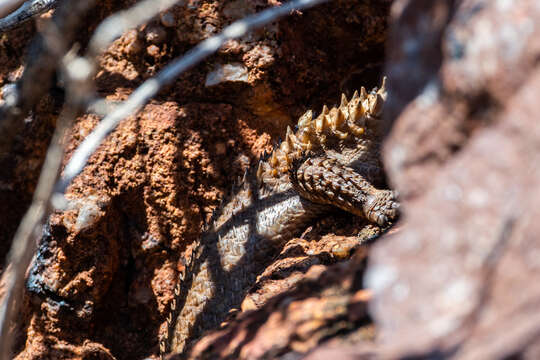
[160, 79, 399, 358]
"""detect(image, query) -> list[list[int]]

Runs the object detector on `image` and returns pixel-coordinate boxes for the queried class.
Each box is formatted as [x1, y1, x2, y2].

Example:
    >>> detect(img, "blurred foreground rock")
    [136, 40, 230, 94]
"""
[367, 0, 540, 359]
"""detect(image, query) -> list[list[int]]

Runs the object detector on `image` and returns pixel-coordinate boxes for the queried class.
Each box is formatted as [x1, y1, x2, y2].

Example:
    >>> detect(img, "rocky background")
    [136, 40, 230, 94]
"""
[0, 0, 539, 359]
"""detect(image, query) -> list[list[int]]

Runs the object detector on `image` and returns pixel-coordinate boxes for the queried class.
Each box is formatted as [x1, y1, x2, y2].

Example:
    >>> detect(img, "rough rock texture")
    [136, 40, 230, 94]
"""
[0, 14, 55, 272]
[176, 239, 375, 360]
[366, 0, 540, 359]
[5, 0, 539, 359]
[0, 1, 392, 359]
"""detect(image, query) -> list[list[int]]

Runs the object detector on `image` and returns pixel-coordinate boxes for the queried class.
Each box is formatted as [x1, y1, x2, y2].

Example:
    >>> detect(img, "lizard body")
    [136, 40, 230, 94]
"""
[161, 78, 398, 357]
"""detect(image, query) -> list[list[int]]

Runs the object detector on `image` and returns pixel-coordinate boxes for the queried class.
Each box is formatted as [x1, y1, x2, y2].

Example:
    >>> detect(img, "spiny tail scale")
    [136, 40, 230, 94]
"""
[160, 78, 398, 358]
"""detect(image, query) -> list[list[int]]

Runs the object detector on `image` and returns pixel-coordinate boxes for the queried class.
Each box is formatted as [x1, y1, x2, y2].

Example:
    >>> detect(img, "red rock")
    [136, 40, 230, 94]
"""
[367, 0, 540, 358]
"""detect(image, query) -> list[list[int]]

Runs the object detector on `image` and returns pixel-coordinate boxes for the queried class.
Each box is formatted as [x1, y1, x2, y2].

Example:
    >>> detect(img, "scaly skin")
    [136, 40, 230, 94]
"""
[160, 78, 398, 357]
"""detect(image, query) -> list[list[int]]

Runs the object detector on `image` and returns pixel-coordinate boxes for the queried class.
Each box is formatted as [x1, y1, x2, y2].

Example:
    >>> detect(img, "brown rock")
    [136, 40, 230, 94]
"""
[2, 1, 392, 359]
[367, 0, 540, 358]
[146, 44, 161, 57]
[145, 26, 167, 45]
[160, 11, 176, 28]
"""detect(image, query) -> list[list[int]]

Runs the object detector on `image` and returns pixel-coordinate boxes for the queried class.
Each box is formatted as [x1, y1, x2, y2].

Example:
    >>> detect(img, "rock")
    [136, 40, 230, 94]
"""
[145, 25, 167, 45]
[205, 63, 249, 87]
[160, 11, 176, 28]
[146, 44, 161, 57]
[367, 0, 540, 358]
[0, 1, 393, 358]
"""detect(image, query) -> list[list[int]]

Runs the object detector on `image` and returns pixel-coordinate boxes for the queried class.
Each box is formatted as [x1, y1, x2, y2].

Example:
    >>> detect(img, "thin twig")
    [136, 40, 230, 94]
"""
[0, 107, 74, 359]
[0, 1, 95, 358]
[87, 0, 183, 59]
[0, 0, 182, 154]
[58, 0, 330, 193]
[0, 0, 95, 156]
[0, 0, 58, 33]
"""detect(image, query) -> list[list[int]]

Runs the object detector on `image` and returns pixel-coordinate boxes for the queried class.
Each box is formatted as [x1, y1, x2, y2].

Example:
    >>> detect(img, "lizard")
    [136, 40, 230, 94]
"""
[159, 77, 399, 358]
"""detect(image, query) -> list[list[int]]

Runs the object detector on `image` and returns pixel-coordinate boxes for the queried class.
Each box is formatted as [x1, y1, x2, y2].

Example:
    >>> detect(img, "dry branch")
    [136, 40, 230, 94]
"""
[0, 0, 58, 33]
[0, 0, 95, 156]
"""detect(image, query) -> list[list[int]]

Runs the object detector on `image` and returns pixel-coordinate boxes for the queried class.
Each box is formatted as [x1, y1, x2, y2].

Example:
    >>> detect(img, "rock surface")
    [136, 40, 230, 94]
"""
[2, 0, 540, 359]
[367, 0, 540, 358]
[0, 1, 391, 359]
